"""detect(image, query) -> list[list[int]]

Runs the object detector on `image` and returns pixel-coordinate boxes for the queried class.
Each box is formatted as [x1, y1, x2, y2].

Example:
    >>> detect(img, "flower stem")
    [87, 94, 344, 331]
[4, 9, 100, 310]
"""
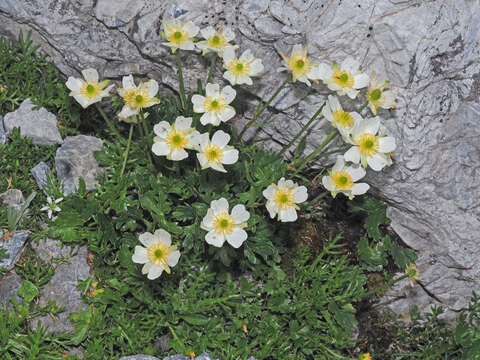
[139, 111, 154, 167]
[176, 51, 186, 111]
[358, 100, 369, 113]
[120, 123, 134, 177]
[238, 76, 290, 139]
[206, 52, 217, 86]
[309, 191, 329, 205]
[279, 102, 326, 156]
[311, 146, 349, 162]
[294, 129, 338, 172]
[95, 103, 122, 139]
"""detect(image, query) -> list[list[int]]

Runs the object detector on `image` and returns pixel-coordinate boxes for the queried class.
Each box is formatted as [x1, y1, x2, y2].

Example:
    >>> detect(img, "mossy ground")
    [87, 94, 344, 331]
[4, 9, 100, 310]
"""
[1, 32, 480, 360]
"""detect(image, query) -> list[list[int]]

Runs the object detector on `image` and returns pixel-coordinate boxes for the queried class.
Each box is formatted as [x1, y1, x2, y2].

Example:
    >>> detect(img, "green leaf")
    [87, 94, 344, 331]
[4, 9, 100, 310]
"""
[18, 280, 39, 303]
[357, 237, 387, 270]
[350, 197, 389, 241]
[182, 314, 209, 326]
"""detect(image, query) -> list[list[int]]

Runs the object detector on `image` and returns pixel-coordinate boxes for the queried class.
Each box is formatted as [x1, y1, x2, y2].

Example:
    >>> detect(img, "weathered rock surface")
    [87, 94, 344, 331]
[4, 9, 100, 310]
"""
[30, 161, 51, 195]
[0, 270, 22, 308]
[119, 356, 161, 360]
[1, 0, 479, 320]
[0, 115, 6, 144]
[30, 237, 73, 262]
[55, 135, 104, 195]
[0, 230, 29, 271]
[30, 244, 90, 333]
[0, 189, 24, 211]
[3, 99, 63, 145]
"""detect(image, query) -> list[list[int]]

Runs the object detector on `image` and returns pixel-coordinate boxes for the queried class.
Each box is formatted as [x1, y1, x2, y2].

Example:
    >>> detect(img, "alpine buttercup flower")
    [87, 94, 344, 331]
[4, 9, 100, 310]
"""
[191, 83, 236, 126]
[278, 44, 320, 86]
[201, 198, 250, 248]
[344, 117, 396, 171]
[366, 72, 397, 115]
[152, 116, 199, 161]
[263, 178, 308, 222]
[406, 263, 420, 287]
[161, 19, 199, 53]
[322, 95, 363, 140]
[316, 57, 369, 98]
[66, 68, 114, 108]
[196, 26, 237, 56]
[132, 229, 181, 280]
[222, 46, 264, 86]
[117, 75, 159, 118]
[40, 196, 63, 220]
[196, 130, 239, 172]
[322, 156, 369, 199]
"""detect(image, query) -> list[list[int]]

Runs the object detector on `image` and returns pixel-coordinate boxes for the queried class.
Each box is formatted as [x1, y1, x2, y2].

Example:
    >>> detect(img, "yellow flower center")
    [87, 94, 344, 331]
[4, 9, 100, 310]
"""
[147, 241, 176, 274]
[406, 264, 420, 281]
[360, 353, 372, 360]
[123, 88, 151, 109]
[331, 170, 353, 190]
[203, 144, 224, 164]
[333, 69, 354, 88]
[80, 81, 102, 99]
[208, 33, 226, 48]
[165, 128, 190, 151]
[167, 27, 189, 45]
[333, 110, 355, 130]
[369, 89, 382, 101]
[287, 54, 312, 77]
[228, 59, 250, 76]
[203, 96, 226, 114]
[273, 188, 295, 211]
[212, 212, 235, 235]
[356, 133, 379, 157]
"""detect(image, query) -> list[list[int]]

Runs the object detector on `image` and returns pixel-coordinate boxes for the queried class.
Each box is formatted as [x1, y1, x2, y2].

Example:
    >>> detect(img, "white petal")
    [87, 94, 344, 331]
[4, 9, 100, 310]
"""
[201, 208, 216, 229]
[153, 121, 171, 137]
[293, 186, 308, 203]
[183, 21, 199, 37]
[238, 75, 253, 85]
[351, 183, 370, 195]
[279, 207, 298, 222]
[316, 63, 333, 81]
[122, 75, 136, 90]
[139, 232, 155, 247]
[211, 162, 227, 173]
[118, 105, 138, 118]
[226, 229, 248, 248]
[345, 88, 359, 99]
[354, 117, 380, 138]
[205, 230, 225, 247]
[211, 198, 229, 214]
[221, 149, 238, 165]
[200, 112, 221, 126]
[132, 246, 148, 264]
[222, 27, 235, 42]
[378, 136, 396, 153]
[205, 83, 220, 97]
[328, 95, 342, 112]
[262, 185, 276, 200]
[197, 153, 209, 168]
[152, 141, 170, 156]
[72, 94, 91, 109]
[220, 106, 235, 122]
[340, 57, 359, 72]
[200, 26, 215, 39]
[332, 156, 345, 173]
[291, 44, 304, 56]
[174, 116, 192, 130]
[154, 229, 171, 246]
[211, 130, 230, 148]
[196, 133, 210, 150]
[322, 176, 334, 191]
[147, 266, 163, 280]
[170, 149, 188, 161]
[240, 49, 254, 62]
[344, 147, 360, 164]
[192, 94, 206, 112]
[81, 68, 99, 82]
[231, 204, 250, 223]
[223, 70, 236, 86]
[142, 79, 159, 98]
[221, 86, 236, 104]
[265, 200, 277, 219]
[66, 77, 83, 92]
[168, 250, 181, 267]
[222, 46, 236, 63]
[249, 59, 264, 75]
[367, 153, 388, 171]
[142, 262, 152, 275]
[346, 165, 366, 182]
[277, 177, 287, 188]
[353, 73, 369, 89]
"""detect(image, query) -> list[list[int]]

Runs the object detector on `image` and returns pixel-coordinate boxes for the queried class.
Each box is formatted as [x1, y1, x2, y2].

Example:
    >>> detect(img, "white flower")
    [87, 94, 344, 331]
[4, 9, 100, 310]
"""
[222, 46, 264, 86]
[66, 68, 114, 108]
[161, 19, 199, 53]
[196, 130, 239, 172]
[132, 229, 181, 280]
[201, 198, 250, 248]
[316, 57, 369, 99]
[344, 117, 396, 171]
[262, 178, 308, 222]
[117, 75, 159, 118]
[322, 156, 370, 200]
[278, 44, 320, 86]
[366, 72, 397, 115]
[191, 83, 236, 126]
[196, 26, 237, 57]
[152, 116, 199, 161]
[322, 95, 363, 141]
[40, 196, 63, 220]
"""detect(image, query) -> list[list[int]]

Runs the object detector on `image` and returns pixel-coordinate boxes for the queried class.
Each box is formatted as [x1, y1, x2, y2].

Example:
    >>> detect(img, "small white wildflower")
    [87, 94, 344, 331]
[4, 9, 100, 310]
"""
[322, 95, 363, 141]
[191, 83, 236, 126]
[277, 44, 320, 86]
[152, 116, 199, 161]
[196, 130, 239, 172]
[262, 178, 308, 222]
[161, 19, 199, 53]
[322, 156, 370, 200]
[201, 198, 250, 248]
[65, 68, 114, 108]
[117, 75, 159, 118]
[222, 46, 264, 86]
[196, 26, 237, 57]
[40, 196, 63, 220]
[366, 72, 397, 115]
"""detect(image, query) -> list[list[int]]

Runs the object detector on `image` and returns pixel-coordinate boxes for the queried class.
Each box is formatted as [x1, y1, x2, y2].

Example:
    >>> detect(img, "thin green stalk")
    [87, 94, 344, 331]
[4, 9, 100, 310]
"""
[140, 110, 149, 139]
[176, 51, 186, 111]
[358, 100, 369, 113]
[279, 102, 326, 156]
[295, 130, 338, 172]
[206, 52, 217, 85]
[95, 103, 122, 139]
[139, 110, 154, 167]
[238, 76, 290, 138]
[120, 123, 134, 177]
[311, 146, 349, 162]
[309, 191, 329, 205]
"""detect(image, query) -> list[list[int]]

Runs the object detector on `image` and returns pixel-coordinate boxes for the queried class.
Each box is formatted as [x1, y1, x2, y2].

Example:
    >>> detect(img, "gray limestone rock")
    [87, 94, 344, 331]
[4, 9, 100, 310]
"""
[30, 237, 73, 262]
[0, 189, 24, 210]
[30, 245, 90, 333]
[0, 115, 6, 144]
[0, 270, 22, 308]
[120, 356, 161, 360]
[0, 230, 29, 271]
[3, 99, 63, 145]
[30, 161, 51, 195]
[1, 0, 479, 321]
[55, 135, 104, 195]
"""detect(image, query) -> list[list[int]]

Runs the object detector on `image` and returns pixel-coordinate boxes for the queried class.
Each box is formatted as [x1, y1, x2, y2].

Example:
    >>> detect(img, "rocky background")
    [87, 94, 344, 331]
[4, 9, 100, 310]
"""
[0, 0, 479, 322]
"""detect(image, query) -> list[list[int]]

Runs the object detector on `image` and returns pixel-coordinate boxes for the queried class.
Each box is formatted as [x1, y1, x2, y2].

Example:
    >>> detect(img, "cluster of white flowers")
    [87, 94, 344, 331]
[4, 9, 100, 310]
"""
[62, 18, 398, 280]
